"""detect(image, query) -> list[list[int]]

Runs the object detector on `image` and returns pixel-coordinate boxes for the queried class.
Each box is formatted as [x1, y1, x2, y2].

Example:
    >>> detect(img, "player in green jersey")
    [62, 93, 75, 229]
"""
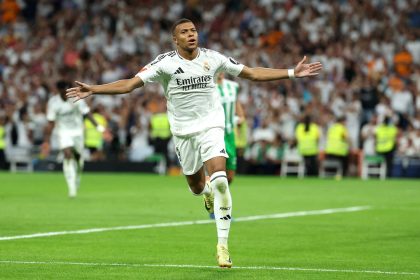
[216, 72, 245, 184]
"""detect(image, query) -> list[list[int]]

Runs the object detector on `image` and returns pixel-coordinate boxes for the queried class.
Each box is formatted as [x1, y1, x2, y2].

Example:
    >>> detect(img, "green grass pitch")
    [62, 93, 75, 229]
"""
[0, 172, 419, 279]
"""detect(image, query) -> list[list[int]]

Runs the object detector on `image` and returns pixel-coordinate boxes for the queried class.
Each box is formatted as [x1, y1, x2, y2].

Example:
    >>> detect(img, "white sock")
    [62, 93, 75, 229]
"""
[76, 156, 84, 190]
[63, 158, 77, 197]
[210, 171, 232, 246]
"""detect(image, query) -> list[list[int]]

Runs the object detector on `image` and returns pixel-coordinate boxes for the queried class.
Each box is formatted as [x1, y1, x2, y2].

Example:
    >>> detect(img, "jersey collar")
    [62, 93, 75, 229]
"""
[176, 48, 200, 61]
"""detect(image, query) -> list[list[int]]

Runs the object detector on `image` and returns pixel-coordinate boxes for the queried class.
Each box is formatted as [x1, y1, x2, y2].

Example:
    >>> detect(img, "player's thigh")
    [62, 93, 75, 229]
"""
[72, 135, 84, 155]
[58, 132, 75, 151]
[185, 166, 206, 192]
[62, 147, 73, 159]
[199, 127, 228, 175]
[173, 134, 203, 176]
[58, 133, 83, 157]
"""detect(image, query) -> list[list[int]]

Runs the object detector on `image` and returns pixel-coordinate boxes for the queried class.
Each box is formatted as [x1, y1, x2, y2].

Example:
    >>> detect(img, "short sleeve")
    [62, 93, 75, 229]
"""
[78, 100, 90, 115]
[135, 55, 166, 84]
[215, 51, 244, 77]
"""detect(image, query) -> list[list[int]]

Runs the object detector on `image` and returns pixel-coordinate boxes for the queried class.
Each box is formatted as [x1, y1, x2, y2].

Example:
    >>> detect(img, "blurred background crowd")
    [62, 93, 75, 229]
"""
[0, 0, 419, 176]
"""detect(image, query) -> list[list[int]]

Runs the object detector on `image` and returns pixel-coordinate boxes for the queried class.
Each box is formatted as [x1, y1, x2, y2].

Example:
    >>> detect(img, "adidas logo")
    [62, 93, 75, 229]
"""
[220, 214, 231, 220]
[220, 149, 226, 154]
[174, 67, 185, 74]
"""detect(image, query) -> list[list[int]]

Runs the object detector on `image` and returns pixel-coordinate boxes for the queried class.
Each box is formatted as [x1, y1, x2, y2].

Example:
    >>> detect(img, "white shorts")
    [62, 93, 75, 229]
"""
[57, 132, 84, 155]
[173, 127, 228, 175]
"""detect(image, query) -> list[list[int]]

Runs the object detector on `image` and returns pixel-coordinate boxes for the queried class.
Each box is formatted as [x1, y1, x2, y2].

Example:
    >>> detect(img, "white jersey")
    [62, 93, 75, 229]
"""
[136, 48, 244, 136]
[46, 95, 90, 135]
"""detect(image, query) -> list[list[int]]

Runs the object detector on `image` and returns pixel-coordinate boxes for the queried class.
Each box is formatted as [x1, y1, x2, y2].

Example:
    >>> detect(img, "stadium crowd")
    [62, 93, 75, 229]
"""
[0, 0, 419, 176]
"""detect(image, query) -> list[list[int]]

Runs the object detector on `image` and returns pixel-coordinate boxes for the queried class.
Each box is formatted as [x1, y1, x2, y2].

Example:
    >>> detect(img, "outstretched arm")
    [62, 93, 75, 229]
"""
[238, 56, 322, 81]
[66, 76, 144, 102]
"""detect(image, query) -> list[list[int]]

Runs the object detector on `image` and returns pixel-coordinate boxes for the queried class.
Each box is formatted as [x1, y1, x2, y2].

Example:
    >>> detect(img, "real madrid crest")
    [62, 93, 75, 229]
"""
[203, 61, 210, 72]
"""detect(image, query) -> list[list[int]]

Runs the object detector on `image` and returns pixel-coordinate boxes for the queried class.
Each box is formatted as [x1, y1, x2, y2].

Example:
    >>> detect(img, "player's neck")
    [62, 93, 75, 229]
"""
[177, 48, 199, 60]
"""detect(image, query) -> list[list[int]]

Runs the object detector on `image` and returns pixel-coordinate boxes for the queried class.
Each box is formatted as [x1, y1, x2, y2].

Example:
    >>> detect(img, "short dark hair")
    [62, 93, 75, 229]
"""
[56, 80, 70, 90]
[171, 18, 193, 35]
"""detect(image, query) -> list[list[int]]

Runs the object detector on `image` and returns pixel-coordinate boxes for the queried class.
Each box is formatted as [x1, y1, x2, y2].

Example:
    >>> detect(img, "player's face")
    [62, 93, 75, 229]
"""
[173, 22, 198, 52]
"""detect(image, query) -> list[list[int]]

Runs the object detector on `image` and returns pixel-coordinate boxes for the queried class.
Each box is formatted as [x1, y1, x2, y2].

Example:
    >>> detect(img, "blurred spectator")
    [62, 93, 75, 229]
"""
[367, 51, 386, 80]
[375, 95, 394, 124]
[295, 115, 320, 176]
[1, 0, 20, 24]
[314, 74, 334, 105]
[331, 92, 346, 118]
[29, 103, 47, 146]
[386, 78, 414, 129]
[0, 116, 6, 169]
[375, 116, 398, 177]
[4, 106, 32, 151]
[265, 134, 284, 175]
[128, 117, 153, 162]
[346, 93, 362, 149]
[359, 76, 379, 124]
[325, 117, 350, 176]
[148, 97, 171, 168]
[412, 67, 420, 101]
[413, 113, 420, 130]
[361, 115, 378, 156]
[252, 117, 275, 143]
[84, 105, 108, 161]
[398, 125, 420, 157]
[278, 106, 297, 141]
[393, 46, 413, 78]
[244, 139, 270, 175]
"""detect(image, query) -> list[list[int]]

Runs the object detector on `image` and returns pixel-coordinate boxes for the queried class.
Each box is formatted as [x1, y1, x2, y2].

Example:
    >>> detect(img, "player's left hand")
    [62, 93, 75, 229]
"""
[66, 81, 93, 102]
[40, 142, 50, 158]
[294, 56, 323, 78]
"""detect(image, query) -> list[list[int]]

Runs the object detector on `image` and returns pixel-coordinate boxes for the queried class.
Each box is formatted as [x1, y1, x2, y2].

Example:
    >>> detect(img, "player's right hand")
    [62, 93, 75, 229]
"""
[66, 81, 93, 102]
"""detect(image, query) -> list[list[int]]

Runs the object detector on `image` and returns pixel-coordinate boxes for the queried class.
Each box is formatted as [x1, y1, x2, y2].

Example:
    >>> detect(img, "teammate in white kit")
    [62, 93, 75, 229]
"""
[66, 18, 322, 267]
[43, 81, 104, 198]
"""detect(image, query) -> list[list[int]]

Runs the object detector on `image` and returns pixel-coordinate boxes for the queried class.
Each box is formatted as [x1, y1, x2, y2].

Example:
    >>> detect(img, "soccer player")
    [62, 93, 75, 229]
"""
[216, 72, 245, 185]
[66, 18, 322, 267]
[42, 80, 105, 198]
